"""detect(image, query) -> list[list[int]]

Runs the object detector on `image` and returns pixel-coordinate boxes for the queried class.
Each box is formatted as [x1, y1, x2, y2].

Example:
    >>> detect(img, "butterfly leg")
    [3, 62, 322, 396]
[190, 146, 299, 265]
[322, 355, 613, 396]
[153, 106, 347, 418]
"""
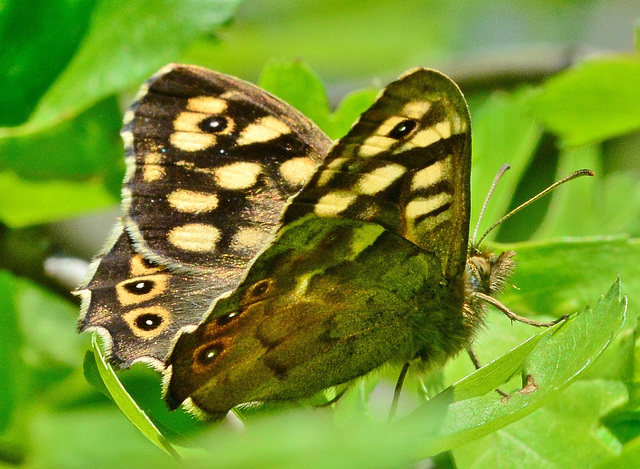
[474, 292, 569, 327]
[388, 362, 411, 422]
[465, 345, 509, 397]
[316, 388, 348, 408]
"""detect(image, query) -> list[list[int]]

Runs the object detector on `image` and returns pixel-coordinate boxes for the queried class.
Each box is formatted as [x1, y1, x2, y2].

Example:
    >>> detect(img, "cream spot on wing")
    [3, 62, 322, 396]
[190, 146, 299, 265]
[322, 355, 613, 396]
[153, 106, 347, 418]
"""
[231, 227, 269, 253]
[411, 157, 450, 190]
[187, 96, 227, 114]
[214, 162, 263, 189]
[143, 152, 165, 182]
[237, 116, 292, 146]
[168, 190, 219, 213]
[175, 160, 196, 170]
[168, 224, 221, 252]
[359, 135, 396, 157]
[317, 157, 349, 186]
[405, 193, 452, 220]
[124, 306, 171, 339]
[452, 115, 468, 134]
[174, 111, 206, 132]
[133, 83, 149, 101]
[130, 255, 161, 276]
[377, 116, 408, 135]
[402, 100, 431, 119]
[359, 115, 412, 157]
[170, 131, 216, 152]
[396, 120, 453, 153]
[279, 157, 317, 187]
[356, 164, 406, 195]
[121, 131, 134, 148]
[122, 109, 135, 125]
[314, 191, 358, 217]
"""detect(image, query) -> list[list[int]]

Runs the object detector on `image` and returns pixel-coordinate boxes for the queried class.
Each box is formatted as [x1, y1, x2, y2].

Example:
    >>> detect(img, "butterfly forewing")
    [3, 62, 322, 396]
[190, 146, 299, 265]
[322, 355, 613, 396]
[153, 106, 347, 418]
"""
[122, 64, 331, 271]
[285, 68, 471, 279]
[77, 65, 332, 367]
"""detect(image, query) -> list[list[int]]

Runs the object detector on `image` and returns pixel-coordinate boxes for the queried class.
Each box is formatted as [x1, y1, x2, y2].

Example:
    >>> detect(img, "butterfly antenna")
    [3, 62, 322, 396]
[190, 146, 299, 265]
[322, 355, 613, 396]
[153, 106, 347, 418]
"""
[471, 164, 511, 245]
[475, 169, 594, 247]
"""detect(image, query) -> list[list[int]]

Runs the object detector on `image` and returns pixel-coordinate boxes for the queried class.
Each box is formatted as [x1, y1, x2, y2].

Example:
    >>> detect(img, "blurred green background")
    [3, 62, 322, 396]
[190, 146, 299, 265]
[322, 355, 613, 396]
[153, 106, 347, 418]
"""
[1, 0, 639, 467]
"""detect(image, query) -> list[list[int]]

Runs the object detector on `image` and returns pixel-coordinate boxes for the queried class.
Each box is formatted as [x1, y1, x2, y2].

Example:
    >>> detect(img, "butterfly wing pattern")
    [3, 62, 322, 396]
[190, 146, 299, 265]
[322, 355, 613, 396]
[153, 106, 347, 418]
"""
[77, 65, 332, 368]
[165, 69, 478, 418]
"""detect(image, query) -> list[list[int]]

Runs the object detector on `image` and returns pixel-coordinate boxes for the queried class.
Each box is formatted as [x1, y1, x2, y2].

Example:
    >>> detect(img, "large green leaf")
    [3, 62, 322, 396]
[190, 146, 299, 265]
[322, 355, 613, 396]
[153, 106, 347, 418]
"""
[412, 279, 626, 457]
[28, 0, 242, 129]
[0, 0, 97, 126]
[0, 171, 116, 228]
[259, 60, 378, 139]
[528, 57, 640, 146]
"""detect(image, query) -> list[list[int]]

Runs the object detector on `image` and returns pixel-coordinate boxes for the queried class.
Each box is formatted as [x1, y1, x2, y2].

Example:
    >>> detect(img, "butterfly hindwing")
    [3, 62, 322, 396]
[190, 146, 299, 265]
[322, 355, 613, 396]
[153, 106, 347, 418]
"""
[165, 69, 475, 417]
[77, 65, 332, 367]
[78, 221, 222, 369]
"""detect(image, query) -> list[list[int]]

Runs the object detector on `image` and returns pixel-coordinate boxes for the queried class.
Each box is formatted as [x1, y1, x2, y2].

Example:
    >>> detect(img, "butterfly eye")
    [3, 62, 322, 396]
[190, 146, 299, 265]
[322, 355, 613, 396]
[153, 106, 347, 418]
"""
[123, 279, 155, 295]
[196, 343, 223, 366]
[388, 119, 417, 139]
[199, 116, 228, 133]
[134, 312, 164, 331]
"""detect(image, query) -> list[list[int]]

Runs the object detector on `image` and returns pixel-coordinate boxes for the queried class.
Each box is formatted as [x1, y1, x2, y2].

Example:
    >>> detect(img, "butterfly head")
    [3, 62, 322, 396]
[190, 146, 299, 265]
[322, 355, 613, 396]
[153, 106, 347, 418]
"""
[466, 247, 515, 296]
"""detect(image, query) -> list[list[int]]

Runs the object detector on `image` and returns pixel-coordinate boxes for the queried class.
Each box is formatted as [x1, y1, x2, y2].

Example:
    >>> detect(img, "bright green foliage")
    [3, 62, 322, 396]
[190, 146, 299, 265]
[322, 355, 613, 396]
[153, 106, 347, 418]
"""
[528, 58, 640, 147]
[1, 2, 640, 467]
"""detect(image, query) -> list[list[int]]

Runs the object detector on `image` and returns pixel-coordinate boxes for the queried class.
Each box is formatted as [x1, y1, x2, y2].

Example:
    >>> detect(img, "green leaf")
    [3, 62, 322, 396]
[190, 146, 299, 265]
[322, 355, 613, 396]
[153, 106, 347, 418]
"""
[259, 60, 332, 130]
[15, 278, 87, 367]
[530, 145, 640, 240]
[29, 408, 181, 468]
[411, 279, 627, 457]
[0, 171, 117, 228]
[259, 59, 378, 139]
[454, 380, 628, 468]
[469, 90, 542, 240]
[28, 0, 242, 129]
[595, 436, 640, 469]
[0, 0, 97, 126]
[0, 97, 123, 181]
[89, 335, 180, 459]
[0, 271, 24, 433]
[324, 87, 379, 139]
[528, 57, 640, 146]
[500, 237, 640, 320]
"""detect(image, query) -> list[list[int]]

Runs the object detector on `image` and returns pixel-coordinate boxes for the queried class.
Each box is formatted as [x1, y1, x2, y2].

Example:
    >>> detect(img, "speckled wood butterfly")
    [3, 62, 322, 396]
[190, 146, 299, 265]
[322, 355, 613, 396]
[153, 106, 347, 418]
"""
[78, 65, 590, 420]
[163, 68, 591, 419]
[77, 64, 331, 369]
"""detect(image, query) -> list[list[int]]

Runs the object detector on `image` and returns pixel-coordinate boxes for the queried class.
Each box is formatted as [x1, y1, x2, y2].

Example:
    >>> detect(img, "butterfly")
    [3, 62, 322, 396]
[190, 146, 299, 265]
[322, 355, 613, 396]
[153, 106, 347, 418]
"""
[163, 67, 531, 418]
[77, 64, 332, 369]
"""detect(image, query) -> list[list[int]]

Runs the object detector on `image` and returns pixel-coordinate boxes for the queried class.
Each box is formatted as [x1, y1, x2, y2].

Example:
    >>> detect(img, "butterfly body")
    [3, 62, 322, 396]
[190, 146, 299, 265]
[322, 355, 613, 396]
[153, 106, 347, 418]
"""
[167, 215, 481, 416]
[165, 68, 491, 417]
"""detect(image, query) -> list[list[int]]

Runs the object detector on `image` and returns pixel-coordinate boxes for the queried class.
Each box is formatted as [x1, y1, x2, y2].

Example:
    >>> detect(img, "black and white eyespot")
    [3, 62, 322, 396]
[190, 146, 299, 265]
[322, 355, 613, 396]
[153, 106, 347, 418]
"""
[216, 310, 241, 327]
[388, 119, 417, 139]
[196, 342, 223, 366]
[199, 116, 229, 133]
[134, 312, 164, 331]
[123, 279, 155, 295]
